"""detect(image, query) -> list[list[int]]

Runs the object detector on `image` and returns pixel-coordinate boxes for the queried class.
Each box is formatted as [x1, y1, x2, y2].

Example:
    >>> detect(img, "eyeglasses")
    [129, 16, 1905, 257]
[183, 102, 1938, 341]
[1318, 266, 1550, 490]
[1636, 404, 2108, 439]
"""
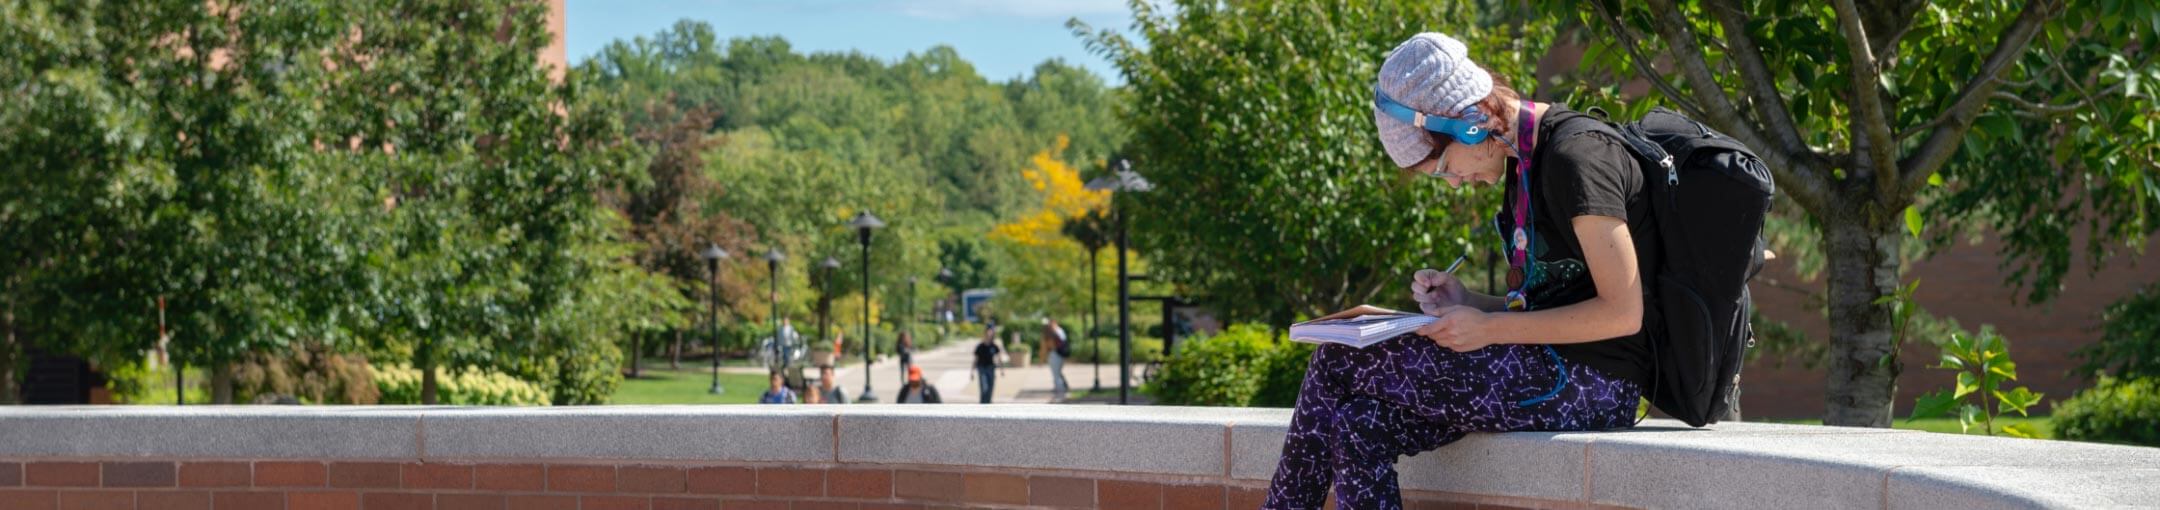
[1420, 133, 1461, 180]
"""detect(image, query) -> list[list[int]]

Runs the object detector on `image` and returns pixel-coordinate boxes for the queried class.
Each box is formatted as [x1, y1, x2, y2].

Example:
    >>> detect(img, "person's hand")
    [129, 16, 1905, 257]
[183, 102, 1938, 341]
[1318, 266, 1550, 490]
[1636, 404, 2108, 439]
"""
[1411, 268, 1469, 316]
[1418, 306, 1492, 353]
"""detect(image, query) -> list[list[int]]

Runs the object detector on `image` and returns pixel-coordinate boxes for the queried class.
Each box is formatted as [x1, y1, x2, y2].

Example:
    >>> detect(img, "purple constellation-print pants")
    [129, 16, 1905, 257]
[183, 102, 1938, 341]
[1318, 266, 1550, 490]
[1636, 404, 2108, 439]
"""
[1262, 337, 1641, 509]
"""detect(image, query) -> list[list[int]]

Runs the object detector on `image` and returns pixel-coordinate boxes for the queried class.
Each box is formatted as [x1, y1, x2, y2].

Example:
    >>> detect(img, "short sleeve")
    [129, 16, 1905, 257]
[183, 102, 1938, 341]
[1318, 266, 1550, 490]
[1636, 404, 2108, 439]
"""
[1538, 133, 1641, 220]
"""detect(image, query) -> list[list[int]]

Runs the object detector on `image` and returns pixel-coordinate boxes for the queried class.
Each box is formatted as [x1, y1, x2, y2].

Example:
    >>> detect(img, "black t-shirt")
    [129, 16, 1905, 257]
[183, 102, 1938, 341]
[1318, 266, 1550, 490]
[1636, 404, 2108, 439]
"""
[1492, 105, 1651, 386]
[974, 341, 1002, 369]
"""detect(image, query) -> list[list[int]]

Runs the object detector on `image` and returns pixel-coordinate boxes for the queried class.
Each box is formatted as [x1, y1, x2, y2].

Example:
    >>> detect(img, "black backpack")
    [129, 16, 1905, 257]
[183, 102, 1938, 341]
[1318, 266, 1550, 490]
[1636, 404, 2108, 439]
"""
[1546, 106, 1774, 427]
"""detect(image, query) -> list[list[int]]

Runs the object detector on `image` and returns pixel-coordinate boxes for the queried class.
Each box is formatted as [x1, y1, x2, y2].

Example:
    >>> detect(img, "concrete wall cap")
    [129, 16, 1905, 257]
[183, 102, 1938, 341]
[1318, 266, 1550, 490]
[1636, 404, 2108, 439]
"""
[2, 406, 2152, 509]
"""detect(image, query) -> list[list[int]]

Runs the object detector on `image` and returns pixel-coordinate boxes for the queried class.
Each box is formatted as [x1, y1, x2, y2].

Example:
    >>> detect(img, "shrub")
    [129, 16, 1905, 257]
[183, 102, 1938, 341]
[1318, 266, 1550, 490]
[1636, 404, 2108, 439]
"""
[1251, 340, 1316, 408]
[1145, 324, 1314, 407]
[372, 364, 551, 406]
[1148, 324, 1273, 406]
[230, 345, 380, 405]
[2052, 376, 2160, 447]
[1068, 335, 1165, 364]
[109, 344, 379, 405]
[105, 360, 209, 405]
[2076, 283, 2160, 380]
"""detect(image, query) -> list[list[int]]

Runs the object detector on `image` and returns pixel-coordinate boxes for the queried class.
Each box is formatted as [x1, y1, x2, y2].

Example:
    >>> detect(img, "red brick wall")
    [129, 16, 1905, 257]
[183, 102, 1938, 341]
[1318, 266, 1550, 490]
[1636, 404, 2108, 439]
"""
[0, 459, 1621, 510]
[1743, 234, 2160, 419]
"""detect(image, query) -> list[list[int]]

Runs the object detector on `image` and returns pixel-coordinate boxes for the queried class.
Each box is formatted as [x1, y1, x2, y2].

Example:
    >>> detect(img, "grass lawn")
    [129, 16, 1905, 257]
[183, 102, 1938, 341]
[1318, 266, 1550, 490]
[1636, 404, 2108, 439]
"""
[627, 356, 764, 369]
[610, 366, 775, 405]
[1770, 416, 2053, 439]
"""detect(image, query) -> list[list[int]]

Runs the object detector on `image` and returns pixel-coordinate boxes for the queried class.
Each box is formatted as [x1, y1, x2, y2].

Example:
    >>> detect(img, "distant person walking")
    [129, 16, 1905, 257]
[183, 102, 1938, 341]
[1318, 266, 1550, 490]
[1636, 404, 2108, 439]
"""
[897, 365, 942, 403]
[896, 331, 916, 389]
[814, 365, 846, 405]
[758, 371, 797, 404]
[1043, 317, 1070, 402]
[971, 325, 1004, 403]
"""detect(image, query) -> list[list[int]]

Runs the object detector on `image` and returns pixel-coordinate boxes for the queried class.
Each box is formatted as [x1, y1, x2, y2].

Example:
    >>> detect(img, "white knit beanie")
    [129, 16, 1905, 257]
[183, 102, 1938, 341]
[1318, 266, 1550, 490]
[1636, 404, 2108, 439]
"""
[1374, 33, 1494, 168]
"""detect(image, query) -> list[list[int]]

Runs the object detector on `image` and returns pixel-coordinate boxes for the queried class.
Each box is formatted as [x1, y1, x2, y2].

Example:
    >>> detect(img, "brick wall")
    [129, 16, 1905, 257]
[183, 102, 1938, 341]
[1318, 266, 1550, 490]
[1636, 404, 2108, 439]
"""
[1743, 234, 2160, 419]
[7, 407, 2152, 508]
[0, 459, 1594, 510]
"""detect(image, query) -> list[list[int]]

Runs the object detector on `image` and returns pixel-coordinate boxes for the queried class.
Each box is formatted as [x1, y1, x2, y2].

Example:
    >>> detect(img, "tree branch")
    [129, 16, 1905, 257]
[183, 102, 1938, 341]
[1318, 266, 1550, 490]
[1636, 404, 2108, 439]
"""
[1588, 0, 1706, 118]
[1900, 0, 2062, 194]
[1858, 0, 1927, 65]
[1637, 0, 1830, 210]
[1709, 0, 1812, 157]
[1990, 82, 2124, 118]
[1830, 0, 1902, 198]
[1640, 0, 1757, 138]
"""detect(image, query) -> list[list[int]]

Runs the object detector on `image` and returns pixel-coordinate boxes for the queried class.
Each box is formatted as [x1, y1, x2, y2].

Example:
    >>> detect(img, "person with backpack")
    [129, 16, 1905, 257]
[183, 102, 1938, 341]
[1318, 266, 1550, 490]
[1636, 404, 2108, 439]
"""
[757, 371, 797, 405]
[1263, 32, 1770, 510]
[897, 365, 942, 403]
[1043, 317, 1070, 402]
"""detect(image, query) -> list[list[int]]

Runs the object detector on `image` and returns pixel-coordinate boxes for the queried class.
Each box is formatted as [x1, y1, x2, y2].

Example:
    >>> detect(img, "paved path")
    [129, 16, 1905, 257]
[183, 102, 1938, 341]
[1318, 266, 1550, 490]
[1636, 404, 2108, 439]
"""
[825, 335, 1143, 404]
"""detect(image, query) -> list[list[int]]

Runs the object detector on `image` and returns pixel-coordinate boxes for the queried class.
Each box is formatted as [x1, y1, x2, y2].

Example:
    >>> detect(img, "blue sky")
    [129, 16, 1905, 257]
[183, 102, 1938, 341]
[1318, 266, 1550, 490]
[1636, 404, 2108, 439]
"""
[566, 0, 1137, 84]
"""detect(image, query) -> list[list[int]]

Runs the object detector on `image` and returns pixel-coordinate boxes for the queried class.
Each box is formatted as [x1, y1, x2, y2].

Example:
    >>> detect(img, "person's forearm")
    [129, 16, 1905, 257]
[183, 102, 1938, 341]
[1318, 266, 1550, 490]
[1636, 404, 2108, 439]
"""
[1482, 296, 1642, 345]
[1461, 291, 1508, 313]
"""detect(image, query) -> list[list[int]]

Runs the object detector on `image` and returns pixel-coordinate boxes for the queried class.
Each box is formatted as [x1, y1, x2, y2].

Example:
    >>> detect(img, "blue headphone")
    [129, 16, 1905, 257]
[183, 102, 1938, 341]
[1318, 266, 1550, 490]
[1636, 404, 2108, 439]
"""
[1373, 88, 1491, 145]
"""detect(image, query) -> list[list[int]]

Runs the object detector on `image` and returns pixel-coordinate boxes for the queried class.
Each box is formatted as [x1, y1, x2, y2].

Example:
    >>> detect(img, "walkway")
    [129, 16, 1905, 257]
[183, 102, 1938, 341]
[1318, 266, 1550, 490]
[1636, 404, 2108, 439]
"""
[827, 335, 1142, 404]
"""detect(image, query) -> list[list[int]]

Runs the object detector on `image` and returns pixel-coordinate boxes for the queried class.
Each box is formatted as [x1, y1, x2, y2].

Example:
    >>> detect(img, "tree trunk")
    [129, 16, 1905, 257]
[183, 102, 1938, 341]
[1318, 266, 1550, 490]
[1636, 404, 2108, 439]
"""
[210, 362, 234, 404]
[630, 335, 642, 378]
[420, 362, 439, 405]
[1822, 207, 1903, 427]
[418, 348, 439, 405]
[669, 329, 682, 370]
[0, 308, 19, 405]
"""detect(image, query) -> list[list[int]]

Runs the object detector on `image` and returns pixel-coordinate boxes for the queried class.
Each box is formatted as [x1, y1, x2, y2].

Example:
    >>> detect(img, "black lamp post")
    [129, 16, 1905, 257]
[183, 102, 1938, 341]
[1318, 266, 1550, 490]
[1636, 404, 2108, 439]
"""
[1085, 157, 1150, 405]
[701, 243, 730, 394]
[1087, 240, 1101, 393]
[820, 256, 841, 357]
[765, 247, 786, 374]
[851, 211, 886, 402]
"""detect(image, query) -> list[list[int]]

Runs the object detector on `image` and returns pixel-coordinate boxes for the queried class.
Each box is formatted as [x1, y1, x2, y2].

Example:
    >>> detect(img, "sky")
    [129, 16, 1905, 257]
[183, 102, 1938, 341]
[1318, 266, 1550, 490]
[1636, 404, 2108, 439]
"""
[566, 0, 1138, 84]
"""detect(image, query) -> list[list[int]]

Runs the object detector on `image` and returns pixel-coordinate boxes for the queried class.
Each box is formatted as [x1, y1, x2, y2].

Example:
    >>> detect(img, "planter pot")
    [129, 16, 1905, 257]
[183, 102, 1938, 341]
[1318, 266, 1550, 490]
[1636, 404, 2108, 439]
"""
[810, 350, 833, 368]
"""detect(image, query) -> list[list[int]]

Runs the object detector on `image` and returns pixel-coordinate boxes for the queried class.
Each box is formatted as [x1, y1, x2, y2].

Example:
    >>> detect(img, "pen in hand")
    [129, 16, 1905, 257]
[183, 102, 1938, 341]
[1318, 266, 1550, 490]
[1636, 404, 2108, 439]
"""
[1442, 254, 1467, 274]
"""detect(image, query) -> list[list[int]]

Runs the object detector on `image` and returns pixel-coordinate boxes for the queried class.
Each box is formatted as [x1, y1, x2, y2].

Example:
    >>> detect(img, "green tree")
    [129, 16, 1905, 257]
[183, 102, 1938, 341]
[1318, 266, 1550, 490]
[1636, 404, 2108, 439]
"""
[601, 100, 757, 374]
[1, 0, 153, 402]
[1075, 0, 1522, 327]
[2077, 282, 2160, 380]
[1, 0, 358, 403]
[581, 21, 1130, 360]
[1565, 0, 2159, 426]
[325, 0, 638, 404]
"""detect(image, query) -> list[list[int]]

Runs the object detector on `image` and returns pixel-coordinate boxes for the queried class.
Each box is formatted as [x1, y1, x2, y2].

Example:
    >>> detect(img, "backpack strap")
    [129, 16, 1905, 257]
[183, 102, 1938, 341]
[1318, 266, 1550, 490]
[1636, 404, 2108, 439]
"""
[1543, 107, 1677, 187]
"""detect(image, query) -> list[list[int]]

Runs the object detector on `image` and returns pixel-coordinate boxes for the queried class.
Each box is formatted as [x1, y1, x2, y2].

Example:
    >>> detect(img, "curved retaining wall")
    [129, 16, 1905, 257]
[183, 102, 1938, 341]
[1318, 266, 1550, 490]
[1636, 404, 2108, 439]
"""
[1, 405, 2155, 509]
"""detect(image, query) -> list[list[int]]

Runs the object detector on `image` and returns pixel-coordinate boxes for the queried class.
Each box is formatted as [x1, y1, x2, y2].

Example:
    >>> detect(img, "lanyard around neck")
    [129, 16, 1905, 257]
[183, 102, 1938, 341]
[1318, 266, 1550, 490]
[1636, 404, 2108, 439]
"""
[1503, 100, 1538, 311]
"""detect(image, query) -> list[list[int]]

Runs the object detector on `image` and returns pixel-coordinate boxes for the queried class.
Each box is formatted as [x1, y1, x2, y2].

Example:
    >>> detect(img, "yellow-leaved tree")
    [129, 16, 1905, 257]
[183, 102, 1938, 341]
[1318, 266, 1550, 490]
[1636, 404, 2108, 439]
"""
[989, 136, 1122, 322]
